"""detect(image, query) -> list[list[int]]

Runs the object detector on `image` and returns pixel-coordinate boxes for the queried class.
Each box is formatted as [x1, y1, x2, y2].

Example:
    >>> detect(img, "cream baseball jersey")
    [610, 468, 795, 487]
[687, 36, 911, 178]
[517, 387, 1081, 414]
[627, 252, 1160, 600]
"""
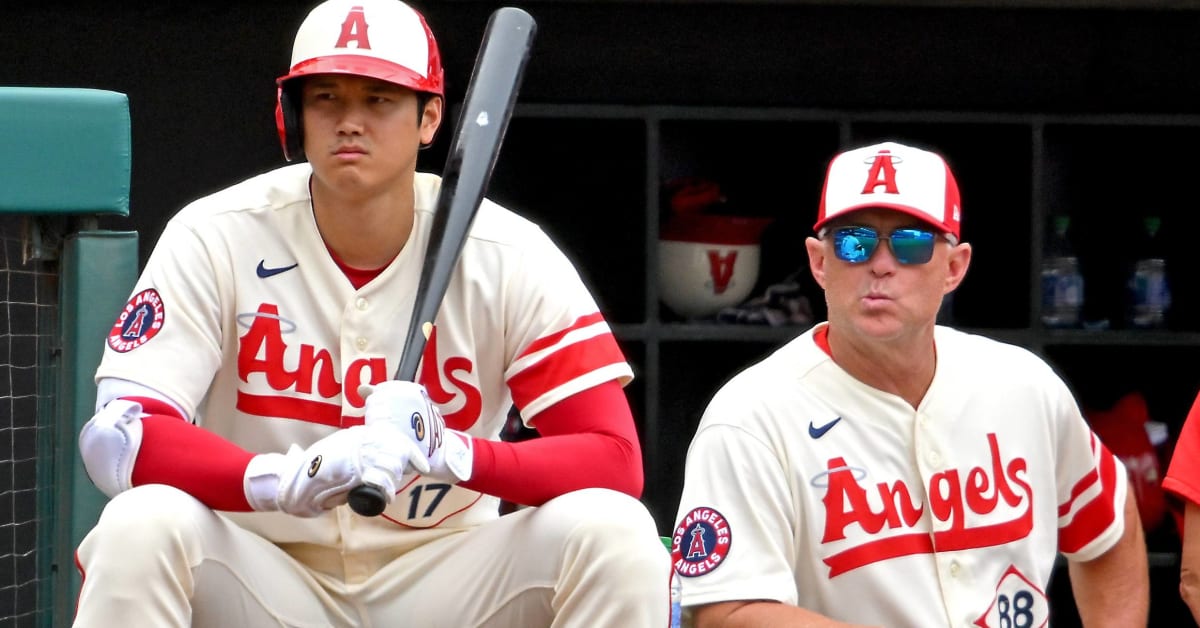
[671, 324, 1127, 628]
[97, 163, 632, 554]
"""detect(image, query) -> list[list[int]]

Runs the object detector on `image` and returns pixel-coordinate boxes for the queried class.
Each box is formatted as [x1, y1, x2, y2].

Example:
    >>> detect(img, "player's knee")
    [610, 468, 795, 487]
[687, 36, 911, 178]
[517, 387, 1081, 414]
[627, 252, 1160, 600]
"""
[88, 484, 208, 549]
[540, 488, 665, 564]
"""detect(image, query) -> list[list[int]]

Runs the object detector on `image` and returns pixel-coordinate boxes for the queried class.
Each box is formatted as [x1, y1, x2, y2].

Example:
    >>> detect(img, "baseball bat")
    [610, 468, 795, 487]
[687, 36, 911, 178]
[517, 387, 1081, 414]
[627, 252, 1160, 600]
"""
[348, 6, 537, 517]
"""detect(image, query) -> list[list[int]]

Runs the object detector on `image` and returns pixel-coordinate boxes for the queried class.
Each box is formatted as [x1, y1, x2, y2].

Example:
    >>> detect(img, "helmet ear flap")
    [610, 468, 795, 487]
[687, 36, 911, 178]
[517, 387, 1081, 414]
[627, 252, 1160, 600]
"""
[276, 84, 303, 162]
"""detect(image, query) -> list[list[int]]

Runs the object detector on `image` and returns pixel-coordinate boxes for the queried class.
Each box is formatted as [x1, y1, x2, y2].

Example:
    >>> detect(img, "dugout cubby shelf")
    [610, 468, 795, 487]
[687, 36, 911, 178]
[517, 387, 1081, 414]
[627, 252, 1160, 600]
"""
[477, 103, 1200, 625]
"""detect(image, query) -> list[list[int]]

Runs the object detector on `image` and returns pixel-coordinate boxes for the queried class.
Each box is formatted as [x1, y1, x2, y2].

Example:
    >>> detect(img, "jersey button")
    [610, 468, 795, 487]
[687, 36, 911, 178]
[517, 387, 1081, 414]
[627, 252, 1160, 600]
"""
[356, 337, 368, 350]
[950, 561, 961, 577]
[355, 297, 369, 311]
[927, 450, 941, 466]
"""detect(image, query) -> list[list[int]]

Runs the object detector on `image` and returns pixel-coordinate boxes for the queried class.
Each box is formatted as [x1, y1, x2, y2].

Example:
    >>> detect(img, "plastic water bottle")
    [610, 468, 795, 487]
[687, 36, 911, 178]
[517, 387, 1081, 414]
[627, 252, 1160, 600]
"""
[1040, 215, 1084, 328]
[669, 572, 682, 628]
[661, 535, 682, 628]
[1127, 216, 1171, 329]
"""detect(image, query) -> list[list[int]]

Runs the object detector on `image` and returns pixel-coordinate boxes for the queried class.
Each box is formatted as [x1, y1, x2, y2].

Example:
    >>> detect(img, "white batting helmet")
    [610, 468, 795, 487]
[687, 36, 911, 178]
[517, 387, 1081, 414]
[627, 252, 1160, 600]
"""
[274, 0, 445, 161]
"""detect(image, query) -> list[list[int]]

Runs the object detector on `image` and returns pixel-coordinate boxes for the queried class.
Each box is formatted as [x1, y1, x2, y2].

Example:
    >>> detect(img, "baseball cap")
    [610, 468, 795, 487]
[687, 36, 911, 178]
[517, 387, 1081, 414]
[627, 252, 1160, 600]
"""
[813, 141, 962, 239]
[278, 0, 444, 97]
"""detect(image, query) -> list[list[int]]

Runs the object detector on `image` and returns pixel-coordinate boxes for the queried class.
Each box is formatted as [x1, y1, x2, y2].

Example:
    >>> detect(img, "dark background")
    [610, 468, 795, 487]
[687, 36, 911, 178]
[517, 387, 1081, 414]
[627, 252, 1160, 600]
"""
[4, 1, 1200, 262]
[5, 1, 1200, 626]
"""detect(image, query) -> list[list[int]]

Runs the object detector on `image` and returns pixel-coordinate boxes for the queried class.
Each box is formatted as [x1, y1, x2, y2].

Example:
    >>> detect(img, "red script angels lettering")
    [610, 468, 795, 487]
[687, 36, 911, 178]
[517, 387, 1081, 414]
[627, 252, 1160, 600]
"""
[236, 303, 481, 428]
[820, 433, 1033, 577]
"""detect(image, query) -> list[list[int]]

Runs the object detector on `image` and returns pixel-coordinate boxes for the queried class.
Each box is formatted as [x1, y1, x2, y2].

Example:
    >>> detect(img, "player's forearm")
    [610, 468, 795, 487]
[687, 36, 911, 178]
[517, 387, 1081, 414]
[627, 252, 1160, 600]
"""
[460, 379, 643, 506]
[462, 430, 642, 506]
[1067, 490, 1149, 627]
[131, 414, 256, 511]
[692, 600, 882, 628]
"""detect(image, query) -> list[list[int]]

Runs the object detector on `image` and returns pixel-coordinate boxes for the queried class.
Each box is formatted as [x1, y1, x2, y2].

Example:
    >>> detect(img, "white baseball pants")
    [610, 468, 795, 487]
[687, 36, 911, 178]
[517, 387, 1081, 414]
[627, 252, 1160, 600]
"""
[72, 484, 670, 627]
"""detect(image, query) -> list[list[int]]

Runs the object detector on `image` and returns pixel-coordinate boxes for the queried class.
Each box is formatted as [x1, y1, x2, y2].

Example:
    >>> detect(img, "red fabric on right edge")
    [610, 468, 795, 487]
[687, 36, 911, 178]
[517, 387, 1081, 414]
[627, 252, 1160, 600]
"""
[1164, 392, 1200, 541]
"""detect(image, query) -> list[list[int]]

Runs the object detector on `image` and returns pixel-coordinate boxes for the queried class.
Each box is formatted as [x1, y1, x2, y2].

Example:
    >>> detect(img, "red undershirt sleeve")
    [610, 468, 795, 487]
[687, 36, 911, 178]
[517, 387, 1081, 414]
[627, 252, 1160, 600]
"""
[124, 396, 256, 512]
[459, 379, 643, 507]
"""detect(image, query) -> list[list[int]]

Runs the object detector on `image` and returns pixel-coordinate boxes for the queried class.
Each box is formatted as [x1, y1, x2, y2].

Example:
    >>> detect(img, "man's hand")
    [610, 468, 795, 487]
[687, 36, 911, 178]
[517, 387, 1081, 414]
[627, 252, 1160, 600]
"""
[243, 423, 425, 517]
[360, 381, 474, 483]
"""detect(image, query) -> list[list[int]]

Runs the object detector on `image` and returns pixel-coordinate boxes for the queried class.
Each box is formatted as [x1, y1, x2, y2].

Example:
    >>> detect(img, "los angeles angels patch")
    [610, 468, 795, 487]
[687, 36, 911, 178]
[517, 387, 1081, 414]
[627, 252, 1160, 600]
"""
[107, 289, 165, 353]
[672, 507, 732, 577]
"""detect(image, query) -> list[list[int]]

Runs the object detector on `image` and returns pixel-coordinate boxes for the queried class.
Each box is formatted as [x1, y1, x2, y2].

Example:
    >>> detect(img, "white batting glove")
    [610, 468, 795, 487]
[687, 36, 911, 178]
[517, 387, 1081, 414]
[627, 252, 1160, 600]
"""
[360, 381, 474, 483]
[243, 423, 425, 517]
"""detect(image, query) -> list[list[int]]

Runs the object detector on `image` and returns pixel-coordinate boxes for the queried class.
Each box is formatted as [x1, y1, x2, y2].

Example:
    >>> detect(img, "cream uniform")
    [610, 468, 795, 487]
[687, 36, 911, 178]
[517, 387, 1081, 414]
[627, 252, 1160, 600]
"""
[671, 324, 1128, 627]
[97, 162, 632, 555]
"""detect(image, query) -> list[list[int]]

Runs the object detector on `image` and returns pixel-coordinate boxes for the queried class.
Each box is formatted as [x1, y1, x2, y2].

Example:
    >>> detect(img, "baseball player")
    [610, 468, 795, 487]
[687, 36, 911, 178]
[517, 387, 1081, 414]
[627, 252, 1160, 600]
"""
[669, 141, 1149, 627]
[72, 0, 668, 626]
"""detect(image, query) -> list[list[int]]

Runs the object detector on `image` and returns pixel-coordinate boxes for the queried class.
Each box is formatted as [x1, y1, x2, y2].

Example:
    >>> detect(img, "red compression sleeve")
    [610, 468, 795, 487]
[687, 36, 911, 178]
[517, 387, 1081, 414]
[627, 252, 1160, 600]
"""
[124, 397, 256, 511]
[460, 380, 643, 507]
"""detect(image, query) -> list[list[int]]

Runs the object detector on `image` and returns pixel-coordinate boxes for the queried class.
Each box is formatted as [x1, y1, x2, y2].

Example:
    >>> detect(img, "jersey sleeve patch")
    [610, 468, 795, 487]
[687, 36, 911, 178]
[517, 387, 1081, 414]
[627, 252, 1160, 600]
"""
[107, 289, 166, 353]
[671, 507, 732, 578]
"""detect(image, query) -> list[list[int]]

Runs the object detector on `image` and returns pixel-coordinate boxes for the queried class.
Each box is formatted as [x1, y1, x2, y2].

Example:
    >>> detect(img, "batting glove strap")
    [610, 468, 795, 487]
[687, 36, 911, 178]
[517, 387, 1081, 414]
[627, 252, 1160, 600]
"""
[428, 430, 474, 483]
[243, 450, 292, 513]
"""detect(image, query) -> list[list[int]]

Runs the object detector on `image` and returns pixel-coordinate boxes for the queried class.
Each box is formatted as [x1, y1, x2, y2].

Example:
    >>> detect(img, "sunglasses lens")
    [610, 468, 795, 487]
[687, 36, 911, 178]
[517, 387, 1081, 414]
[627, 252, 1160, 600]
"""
[889, 228, 936, 264]
[833, 227, 878, 263]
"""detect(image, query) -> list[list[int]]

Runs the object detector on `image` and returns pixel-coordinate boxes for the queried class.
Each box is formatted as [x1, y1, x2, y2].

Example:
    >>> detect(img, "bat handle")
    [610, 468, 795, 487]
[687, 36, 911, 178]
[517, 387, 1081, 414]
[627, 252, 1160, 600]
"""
[348, 484, 388, 517]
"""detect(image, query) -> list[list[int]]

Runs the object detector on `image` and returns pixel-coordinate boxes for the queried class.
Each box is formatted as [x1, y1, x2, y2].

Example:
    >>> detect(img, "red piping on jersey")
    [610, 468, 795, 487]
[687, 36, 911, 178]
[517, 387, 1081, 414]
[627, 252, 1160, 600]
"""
[516, 312, 607, 358]
[508, 331, 627, 411]
[1058, 436, 1121, 553]
[384, 471, 485, 529]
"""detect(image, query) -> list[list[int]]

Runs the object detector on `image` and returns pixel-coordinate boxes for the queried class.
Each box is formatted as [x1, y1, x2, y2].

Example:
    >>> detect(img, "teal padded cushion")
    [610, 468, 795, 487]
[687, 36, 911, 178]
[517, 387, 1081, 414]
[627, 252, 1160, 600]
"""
[0, 87, 130, 216]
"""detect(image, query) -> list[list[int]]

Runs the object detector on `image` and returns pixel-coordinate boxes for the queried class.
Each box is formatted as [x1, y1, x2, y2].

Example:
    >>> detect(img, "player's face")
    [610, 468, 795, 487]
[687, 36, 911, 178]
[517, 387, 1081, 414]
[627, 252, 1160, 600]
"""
[805, 208, 971, 342]
[300, 74, 442, 198]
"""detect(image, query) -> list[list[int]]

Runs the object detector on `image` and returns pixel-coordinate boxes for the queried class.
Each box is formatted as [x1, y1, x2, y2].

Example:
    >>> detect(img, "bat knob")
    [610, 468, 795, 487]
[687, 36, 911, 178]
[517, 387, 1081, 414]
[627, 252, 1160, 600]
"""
[349, 484, 388, 517]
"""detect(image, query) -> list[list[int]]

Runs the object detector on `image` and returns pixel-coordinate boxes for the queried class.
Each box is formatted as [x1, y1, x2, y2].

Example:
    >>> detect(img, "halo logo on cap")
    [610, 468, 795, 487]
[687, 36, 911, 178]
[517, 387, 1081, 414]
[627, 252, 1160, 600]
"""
[814, 141, 961, 238]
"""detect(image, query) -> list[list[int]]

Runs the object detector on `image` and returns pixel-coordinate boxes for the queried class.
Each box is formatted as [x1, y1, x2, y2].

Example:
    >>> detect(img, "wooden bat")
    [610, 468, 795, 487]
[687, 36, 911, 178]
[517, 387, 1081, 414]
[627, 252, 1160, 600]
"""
[348, 6, 537, 517]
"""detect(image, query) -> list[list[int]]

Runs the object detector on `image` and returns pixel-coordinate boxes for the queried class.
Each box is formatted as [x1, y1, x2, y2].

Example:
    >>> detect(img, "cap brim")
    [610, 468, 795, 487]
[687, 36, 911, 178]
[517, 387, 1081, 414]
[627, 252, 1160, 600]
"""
[277, 55, 443, 96]
[814, 202, 951, 235]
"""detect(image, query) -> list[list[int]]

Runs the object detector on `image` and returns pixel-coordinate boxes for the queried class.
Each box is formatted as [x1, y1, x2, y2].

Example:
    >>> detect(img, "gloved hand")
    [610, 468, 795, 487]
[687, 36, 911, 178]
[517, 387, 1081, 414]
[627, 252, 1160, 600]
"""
[360, 381, 474, 483]
[243, 422, 426, 517]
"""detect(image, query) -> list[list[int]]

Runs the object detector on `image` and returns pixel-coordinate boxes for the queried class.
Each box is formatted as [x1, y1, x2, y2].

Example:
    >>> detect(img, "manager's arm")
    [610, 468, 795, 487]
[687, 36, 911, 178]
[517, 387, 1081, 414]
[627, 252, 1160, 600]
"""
[1179, 501, 1200, 623]
[693, 600, 881, 628]
[1067, 489, 1149, 627]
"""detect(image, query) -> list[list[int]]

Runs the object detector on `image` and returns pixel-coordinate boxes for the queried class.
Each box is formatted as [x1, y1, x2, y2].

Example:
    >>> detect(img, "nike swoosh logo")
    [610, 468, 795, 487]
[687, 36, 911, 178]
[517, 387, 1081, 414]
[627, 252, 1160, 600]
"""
[256, 260, 298, 278]
[808, 416, 842, 438]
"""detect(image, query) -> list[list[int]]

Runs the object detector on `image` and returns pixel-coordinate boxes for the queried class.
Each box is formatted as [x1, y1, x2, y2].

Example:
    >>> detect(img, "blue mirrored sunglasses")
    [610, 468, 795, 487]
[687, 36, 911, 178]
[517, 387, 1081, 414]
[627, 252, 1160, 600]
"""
[825, 226, 955, 265]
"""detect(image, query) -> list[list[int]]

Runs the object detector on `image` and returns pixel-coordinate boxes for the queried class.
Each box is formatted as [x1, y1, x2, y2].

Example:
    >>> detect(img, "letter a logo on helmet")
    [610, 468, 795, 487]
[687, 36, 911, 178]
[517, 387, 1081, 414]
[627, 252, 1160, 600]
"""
[279, 0, 444, 96]
[335, 6, 373, 50]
